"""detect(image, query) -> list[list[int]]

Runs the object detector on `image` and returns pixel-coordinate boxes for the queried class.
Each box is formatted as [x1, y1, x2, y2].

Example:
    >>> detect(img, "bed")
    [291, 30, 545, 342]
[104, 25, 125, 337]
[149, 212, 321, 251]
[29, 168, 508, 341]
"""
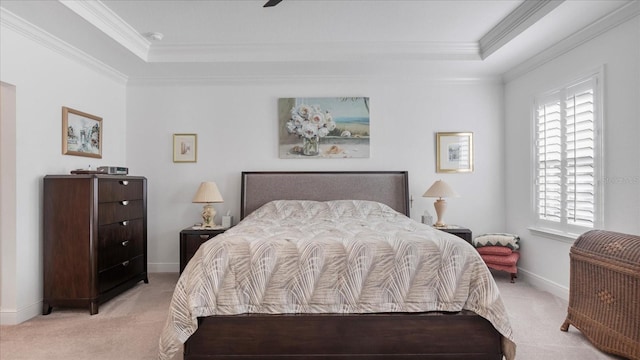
[159, 171, 515, 360]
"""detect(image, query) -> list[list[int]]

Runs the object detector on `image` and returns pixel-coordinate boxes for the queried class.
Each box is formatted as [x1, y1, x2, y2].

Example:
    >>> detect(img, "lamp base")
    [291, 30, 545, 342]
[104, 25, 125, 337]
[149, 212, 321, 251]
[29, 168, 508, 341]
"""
[433, 199, 447, 228]
[201, 204, 217, 228]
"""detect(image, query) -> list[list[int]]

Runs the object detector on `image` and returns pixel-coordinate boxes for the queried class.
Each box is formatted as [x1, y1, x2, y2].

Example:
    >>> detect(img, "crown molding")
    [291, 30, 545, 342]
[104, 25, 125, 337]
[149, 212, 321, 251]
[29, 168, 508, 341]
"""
[502, 1, 639, 83]
[148, 41, 480, 63]
[59, 0, 150, 61]
[480, 0, 564, 60]
[0, 8, 128, 84]
[126, 73, 501, 86]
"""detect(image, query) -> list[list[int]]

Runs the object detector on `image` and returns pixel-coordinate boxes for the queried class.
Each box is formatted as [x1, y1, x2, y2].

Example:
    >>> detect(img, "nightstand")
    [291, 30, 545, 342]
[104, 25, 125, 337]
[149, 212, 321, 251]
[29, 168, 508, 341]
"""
[434, 226, 472, 244]
[179, 227, 229, 273]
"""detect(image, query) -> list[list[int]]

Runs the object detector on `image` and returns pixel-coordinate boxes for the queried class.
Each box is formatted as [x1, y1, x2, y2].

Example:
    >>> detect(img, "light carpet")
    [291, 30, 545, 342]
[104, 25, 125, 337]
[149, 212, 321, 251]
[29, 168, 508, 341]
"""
[0, 272, 623, 360]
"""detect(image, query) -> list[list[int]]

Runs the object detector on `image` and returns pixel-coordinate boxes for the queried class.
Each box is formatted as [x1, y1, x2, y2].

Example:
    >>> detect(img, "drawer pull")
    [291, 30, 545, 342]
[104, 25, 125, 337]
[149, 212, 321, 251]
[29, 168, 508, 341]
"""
[120, 221, 128, 226]
[120, 181, 129, 186]
[122, 260, 130, 267]
[121, 240, 130, 247]
[121, 200, 129, 206]
[200, 235, 211, 240]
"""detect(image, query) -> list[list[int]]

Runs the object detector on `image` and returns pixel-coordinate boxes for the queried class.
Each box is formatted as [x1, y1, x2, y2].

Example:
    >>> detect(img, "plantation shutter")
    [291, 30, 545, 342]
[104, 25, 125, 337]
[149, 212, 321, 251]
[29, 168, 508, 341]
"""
[536, 96, 562, 223]
[565, 79, 596, 227]
[534, 76, 598, 230]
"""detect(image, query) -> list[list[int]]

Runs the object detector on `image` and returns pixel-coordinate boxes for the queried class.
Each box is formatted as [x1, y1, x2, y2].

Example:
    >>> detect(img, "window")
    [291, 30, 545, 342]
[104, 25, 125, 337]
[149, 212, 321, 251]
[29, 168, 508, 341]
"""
[533, 72, 602, 237]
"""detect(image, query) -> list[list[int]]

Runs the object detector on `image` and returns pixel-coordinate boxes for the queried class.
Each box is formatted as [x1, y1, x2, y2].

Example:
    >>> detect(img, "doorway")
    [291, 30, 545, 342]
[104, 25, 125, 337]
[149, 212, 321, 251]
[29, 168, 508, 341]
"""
[0, 81, 17, 323]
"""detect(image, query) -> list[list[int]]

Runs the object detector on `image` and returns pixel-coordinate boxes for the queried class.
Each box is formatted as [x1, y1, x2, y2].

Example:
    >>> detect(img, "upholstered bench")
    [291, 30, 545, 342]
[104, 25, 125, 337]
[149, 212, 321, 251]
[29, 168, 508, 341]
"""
[473, 234, 520, 283]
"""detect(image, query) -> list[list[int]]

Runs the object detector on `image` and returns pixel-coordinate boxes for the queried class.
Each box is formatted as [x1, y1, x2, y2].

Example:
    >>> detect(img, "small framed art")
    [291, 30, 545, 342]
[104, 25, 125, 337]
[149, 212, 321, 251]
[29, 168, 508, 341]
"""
[62, 106, 102, 158]
[173, 133, 197, 163]
[436, 132, 473, 173]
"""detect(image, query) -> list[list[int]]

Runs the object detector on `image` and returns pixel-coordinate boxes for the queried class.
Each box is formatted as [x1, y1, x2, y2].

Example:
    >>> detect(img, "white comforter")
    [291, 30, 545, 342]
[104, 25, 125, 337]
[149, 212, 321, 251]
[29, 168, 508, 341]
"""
[158, 200, 515, 359]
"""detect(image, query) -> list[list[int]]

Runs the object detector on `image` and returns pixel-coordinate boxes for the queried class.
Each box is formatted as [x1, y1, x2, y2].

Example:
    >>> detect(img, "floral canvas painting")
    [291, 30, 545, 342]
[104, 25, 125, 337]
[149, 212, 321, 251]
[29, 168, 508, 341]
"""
[278, 97, 370, 158]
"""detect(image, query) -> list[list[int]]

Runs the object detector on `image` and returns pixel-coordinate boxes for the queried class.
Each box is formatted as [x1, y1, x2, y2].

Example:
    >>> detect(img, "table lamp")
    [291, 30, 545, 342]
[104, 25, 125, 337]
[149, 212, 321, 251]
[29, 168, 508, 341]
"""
[422, 180, 459, 227]
[192, 181, 224, 228]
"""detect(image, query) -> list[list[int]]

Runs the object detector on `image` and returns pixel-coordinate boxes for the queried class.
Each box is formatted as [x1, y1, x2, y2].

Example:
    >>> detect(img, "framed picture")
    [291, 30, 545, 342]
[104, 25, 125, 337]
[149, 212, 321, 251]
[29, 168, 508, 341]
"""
[173, 133, 197, 163]
[278, 97, 370, 159]
[62, 106, 102, 158]
[436, 132, 473, 173]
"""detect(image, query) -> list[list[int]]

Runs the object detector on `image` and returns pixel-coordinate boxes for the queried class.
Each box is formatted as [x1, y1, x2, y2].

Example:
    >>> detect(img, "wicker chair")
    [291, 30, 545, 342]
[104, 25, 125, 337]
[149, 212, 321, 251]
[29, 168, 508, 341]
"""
[560, 230, 640, 360]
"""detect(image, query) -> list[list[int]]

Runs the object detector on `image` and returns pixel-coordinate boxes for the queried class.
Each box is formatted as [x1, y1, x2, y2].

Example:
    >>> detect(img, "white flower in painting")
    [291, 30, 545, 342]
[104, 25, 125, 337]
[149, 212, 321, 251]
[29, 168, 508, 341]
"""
[292, 114, 304, 123]
[286, 120, 298, 134]
[301, 122, 318, 139]
[325, 120, 336, 131]
[324, 112, 333, 123]
[286, 103, 334, 139]
[297, 104, 311, 119]
[309, 111, 325, 126]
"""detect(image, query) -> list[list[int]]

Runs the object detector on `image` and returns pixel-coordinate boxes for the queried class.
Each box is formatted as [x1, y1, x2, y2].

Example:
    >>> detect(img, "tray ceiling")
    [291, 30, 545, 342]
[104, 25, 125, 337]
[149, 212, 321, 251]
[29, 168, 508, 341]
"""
[0, 0, 634, 81]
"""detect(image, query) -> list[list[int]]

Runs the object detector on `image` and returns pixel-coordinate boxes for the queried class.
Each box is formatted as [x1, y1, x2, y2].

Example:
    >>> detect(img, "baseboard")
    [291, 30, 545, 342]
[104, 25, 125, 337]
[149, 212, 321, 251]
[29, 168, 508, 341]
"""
[518, 267, 569, 301]
[1, 265, 178, 325]
[148, 262, 179, 273]
[0, 301, 42, 325]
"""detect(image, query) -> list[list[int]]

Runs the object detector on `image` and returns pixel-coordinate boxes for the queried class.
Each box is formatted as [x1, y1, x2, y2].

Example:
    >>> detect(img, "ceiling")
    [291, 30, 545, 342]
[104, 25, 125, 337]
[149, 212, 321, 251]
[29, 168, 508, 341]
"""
[0, 0, 633, 81]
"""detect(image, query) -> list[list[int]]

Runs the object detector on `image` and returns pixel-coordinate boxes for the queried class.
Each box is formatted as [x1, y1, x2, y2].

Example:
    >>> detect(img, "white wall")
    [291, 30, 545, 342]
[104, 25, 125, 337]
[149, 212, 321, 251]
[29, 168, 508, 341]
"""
[0, 23, 127, 324]
[127, 77, 506, 272]
[2, 8, 508, 323]
[504, 16, 640, 299]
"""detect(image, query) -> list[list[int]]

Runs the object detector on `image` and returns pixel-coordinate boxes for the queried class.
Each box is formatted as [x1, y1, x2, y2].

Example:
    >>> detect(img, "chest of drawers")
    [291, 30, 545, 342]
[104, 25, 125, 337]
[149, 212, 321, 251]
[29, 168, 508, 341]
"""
[43, 175, 148, 315]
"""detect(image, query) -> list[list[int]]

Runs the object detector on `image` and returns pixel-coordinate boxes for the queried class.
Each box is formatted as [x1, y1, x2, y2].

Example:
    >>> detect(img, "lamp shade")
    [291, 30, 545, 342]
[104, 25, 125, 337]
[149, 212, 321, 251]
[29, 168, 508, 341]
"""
[192, 182, 224, 203]
[422, 180, 459, 199]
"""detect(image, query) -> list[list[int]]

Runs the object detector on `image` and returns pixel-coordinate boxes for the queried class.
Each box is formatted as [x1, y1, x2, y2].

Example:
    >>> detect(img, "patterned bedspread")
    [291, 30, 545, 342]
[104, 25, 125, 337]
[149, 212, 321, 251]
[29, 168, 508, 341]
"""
[158, 200, 515, 359]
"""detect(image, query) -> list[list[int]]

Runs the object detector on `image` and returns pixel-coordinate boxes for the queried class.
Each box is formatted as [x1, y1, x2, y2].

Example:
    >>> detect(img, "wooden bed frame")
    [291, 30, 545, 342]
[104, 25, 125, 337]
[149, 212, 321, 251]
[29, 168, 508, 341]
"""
[183, 171, 504, 359]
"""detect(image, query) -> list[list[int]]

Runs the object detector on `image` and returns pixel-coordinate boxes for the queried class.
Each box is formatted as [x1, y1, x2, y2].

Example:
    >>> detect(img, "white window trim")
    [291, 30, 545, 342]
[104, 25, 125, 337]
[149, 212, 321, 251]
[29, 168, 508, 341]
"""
[527, 226, 581, 243]
[529, 66, 605, 242]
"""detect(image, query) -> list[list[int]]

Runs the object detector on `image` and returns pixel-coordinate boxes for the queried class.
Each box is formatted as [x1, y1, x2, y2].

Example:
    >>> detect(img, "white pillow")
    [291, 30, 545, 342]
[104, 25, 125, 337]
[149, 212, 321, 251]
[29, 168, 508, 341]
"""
[473, 233, 520, 250]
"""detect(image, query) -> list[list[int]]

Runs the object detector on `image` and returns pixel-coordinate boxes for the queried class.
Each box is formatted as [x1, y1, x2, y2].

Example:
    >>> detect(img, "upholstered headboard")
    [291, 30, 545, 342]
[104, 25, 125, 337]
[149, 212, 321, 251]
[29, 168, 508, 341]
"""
[240, 171, 409, 219]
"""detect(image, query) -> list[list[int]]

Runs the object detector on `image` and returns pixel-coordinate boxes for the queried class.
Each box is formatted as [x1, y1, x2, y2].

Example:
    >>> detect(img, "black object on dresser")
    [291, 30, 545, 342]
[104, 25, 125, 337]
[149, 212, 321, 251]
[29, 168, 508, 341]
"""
[43, 175, 148, 315]
[180, 227, 228, 274]
[436, 226, 472, 244]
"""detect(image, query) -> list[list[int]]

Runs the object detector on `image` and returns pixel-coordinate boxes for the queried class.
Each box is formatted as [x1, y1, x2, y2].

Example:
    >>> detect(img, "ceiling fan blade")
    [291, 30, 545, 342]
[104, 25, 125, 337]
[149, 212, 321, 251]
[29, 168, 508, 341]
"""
[263, 0, 283, 7]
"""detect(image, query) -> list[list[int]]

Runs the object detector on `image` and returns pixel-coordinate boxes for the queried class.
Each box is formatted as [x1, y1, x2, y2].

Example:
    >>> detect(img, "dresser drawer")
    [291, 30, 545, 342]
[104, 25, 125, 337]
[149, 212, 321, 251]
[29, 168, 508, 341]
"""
[98, 255, 144, 293]
[98, 179, 144, 202]
[98, 200, 144, 225]
[98, 219, 144, 271]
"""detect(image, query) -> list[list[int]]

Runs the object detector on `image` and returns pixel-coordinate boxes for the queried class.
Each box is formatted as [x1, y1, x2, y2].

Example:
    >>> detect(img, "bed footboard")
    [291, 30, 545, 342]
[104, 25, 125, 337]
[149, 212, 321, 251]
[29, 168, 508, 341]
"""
[184, 311, 503, 360]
